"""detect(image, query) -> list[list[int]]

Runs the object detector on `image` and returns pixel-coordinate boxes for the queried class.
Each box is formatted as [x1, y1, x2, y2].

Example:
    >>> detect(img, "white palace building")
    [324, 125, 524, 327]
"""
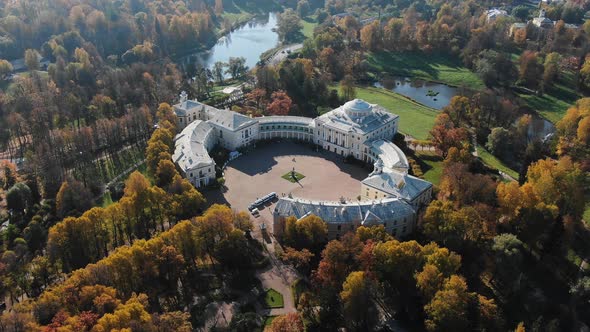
[172, 92, 432, 238]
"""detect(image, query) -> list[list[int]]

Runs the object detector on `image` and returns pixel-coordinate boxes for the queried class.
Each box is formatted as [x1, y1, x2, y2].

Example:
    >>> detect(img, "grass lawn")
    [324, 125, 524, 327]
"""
[354, 86, 439, 140]
[263, 289, 284, 308]
[281, 171, 305, 183]
[476, 146, 519, 180]
[366, 51, 485, 90]
[516, 72, 581, 123]
[583, 202, 590, 226]
[414, 151, 444, 186]
[101, 191, 114, 208]
[259, 316, 277, 331]
[302, 18, 318, 39]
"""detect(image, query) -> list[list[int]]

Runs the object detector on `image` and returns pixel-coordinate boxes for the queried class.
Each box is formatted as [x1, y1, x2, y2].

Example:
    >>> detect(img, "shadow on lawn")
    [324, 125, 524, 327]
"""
[368, 51, 465, 81]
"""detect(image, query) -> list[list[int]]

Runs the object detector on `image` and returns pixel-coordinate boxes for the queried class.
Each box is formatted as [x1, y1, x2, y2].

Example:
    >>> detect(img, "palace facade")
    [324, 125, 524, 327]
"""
[172, 93, 432, 238]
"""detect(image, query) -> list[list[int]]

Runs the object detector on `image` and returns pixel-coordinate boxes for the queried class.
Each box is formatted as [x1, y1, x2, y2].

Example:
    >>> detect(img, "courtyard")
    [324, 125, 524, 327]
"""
[206, 141, 370, 235]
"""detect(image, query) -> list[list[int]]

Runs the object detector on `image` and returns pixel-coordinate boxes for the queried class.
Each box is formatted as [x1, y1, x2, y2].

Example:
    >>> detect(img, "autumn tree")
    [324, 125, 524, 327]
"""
[416, 264, 446, 301]
[444, 96, 472, 126]
[155, 159, 177, 188]
[525, 157, 585, 219]
[156, 103, 177, 130]
[55, 179, 93, 218]
[24, 49, 40, 71]
[438, 163, 497, 207]
[543, 52, 560, 88]
[281, 247, 314, 273]
[340, 74, 356, 101]
[246, 88, 268, 111]
[556, 98, 590, 165]
[282, 214, 328, 250]
[360, 21, 382, 52]
[268, 312, 304, 332]
[429, 113, 468, 158]
[0, 59, 13, 80]
[580, 56, 590, 90]
[424, 275, 472, 331]
[518, 51, 543, 90]
[1, 161, 18, 190]
[266, 90, 293, 116]
[340, 271, 378, 331]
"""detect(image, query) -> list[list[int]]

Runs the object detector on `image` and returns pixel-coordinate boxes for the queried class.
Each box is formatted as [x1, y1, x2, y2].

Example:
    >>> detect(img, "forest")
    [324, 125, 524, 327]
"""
[0, 0, 589, 331]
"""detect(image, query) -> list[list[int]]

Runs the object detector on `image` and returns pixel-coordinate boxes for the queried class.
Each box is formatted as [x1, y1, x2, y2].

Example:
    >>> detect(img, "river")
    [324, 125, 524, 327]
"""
[182, 12, 279, 71]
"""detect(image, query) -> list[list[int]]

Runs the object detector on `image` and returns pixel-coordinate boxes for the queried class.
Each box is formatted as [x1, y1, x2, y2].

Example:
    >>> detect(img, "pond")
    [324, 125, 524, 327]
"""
[374, 77, 459, 110]
[527, 115, 556, 142]
[182, 12, 279, 71]
[374, 77, 556, 142]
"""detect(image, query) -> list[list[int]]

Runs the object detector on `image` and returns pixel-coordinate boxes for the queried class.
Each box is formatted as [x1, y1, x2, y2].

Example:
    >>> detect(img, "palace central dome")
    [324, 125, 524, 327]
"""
[343, 99, 373, 118]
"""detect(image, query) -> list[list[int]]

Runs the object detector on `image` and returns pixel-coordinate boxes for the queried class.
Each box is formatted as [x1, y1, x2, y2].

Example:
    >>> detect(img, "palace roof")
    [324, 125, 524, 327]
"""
[274, 197, 415, 224]
[173, 120, 215, 172]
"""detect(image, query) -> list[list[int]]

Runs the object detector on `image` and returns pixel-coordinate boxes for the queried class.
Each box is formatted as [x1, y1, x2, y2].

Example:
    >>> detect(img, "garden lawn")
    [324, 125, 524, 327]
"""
[366, 51, 485, 90]
[302, 18, 318, 39]
[583, 202, 590, 226]
[263, 288, 284, 308]
[354, 86, 439, 140]
[101, 191, 114, 208]
[281, 171, 305, 183]
[415, 151, 444, 186]
[476, 147, 519, 180]
[516, 73, 580, 123]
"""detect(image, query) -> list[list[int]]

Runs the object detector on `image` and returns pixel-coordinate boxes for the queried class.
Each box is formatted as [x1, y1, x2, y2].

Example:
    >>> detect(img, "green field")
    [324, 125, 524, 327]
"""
[583, 202, 590, 226]
[263, 288, 284, 308]
[302, 18, 318, 38]
[366, 51, 485, 90]
[517, 72, 581, 123]
[282, 171, 305, 183]
[476, 146, 519, 180]
[415, 151, 444, 186]
[354, 86, 439, 140]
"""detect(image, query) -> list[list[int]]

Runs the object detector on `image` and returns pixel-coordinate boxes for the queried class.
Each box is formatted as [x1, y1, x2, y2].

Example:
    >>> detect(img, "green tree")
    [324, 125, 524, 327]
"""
[212, 61, 226, 84]
[486, 127, 512, 156]
[6, 182, 32, 213]
[475, 50, 517, 88]
[225, 57, 247, 79]
[297, 0, 311, 17]
[277, 9, 303, 42]
[492, 234, 524, 291]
